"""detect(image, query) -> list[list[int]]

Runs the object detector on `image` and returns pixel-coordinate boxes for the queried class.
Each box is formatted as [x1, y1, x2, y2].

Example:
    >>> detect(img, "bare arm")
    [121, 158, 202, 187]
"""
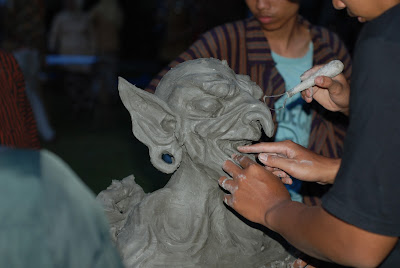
[219, 156, 398, 267]
[268, 200, 397, 267]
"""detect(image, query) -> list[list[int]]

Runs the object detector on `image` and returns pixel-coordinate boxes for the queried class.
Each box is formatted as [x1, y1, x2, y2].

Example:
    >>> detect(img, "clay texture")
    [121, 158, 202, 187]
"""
[97, 58, 296, 267]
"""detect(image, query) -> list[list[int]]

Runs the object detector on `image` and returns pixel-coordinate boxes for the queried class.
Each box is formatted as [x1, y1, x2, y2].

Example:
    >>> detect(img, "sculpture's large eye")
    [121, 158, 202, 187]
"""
[191, 98, 222, 117]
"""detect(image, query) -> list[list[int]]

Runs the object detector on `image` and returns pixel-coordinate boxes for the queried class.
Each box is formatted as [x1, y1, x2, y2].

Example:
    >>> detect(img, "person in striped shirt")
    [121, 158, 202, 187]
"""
[145, 0, 352, 203]
[0, 49, 40, 149]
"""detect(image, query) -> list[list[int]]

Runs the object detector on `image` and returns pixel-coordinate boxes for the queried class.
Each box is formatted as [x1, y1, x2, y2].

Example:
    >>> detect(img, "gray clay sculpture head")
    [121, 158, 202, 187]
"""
[119, 58, 274, 175]
[98, 58, 296, 267]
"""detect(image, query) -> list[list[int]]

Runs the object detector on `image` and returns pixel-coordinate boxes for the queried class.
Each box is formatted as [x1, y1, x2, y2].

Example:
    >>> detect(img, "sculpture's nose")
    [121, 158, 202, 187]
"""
[242, 102, 274, 137]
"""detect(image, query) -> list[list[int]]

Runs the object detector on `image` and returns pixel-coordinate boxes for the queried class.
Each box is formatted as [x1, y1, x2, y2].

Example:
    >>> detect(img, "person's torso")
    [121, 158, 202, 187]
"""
[272, 42, 314, 148]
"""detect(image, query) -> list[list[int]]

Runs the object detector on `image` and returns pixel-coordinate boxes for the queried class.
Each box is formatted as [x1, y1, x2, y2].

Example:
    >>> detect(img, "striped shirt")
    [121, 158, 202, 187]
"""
[145, 16, 352, 159]
[0, 50, 40, 149]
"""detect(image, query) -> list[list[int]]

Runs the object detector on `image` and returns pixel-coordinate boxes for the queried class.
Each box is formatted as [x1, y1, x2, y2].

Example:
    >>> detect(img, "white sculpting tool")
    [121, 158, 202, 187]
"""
[264, 60, 344, 110]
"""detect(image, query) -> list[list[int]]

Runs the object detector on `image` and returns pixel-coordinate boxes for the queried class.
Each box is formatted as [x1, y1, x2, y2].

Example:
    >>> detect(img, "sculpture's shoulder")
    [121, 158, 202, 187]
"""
[96, 175, 146, 241]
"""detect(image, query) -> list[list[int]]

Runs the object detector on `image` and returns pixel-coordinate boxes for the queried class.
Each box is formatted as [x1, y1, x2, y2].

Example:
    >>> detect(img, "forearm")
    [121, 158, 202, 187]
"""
[265, 201, 397, 267]
[265, 201, 334, 262]
[320, 157, 341, 184]
[222, 155, 397, 267]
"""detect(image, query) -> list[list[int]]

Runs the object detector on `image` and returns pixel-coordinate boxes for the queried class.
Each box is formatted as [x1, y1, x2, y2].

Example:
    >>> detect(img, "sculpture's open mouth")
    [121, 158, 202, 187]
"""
[218, 139, 253, 158]
[216, 120, 264, 161]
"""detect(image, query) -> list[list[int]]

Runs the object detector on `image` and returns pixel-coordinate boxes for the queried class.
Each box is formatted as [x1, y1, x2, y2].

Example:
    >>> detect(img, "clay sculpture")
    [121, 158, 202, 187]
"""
[97, 58, 296, 267]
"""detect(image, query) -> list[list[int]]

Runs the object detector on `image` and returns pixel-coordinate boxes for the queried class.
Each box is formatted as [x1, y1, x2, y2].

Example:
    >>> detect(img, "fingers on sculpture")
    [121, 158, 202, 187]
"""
[99, 58, 297, 267]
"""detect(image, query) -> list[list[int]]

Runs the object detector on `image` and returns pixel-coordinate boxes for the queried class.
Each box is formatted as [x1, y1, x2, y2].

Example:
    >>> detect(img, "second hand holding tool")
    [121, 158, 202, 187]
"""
[264, 60, 344, 110]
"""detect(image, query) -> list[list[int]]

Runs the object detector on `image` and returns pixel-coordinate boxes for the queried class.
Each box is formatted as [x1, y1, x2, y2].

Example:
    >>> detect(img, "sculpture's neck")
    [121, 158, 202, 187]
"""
[164, 157, 265, 248]
[166, 157, 218, 195]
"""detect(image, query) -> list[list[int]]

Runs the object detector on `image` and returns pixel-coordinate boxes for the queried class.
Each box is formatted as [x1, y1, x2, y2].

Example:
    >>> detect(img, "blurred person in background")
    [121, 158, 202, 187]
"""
[2, 0, 56, 142]
[48, 0, 96, 116]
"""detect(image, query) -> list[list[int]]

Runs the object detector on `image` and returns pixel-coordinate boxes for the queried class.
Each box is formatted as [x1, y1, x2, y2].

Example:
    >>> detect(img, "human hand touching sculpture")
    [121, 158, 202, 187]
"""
[237, 140, 341, 185]
[218, 145, 397, 268]
[300, 65, 350, 115]
[219, 154, 291, 230]
[219, 153, 324, 267]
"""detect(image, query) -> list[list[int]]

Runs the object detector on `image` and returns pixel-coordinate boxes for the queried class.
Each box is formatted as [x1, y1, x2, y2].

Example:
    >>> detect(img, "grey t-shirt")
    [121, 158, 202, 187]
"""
[0, 148, 124, 268]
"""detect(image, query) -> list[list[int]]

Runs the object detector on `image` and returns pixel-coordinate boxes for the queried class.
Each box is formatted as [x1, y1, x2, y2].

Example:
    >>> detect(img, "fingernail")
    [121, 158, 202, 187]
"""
[315, 77, 323, 84]
[222, 160, 229, 170]
[221, 177, 229, 188]
[237, 145, 248, 152]
[258, 153, 268, 162]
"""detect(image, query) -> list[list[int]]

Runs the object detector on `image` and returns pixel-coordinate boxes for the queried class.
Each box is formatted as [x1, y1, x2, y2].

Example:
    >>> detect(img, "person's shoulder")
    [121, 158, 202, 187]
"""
[311, 23, 340, 39]
[364, 4, 400, 44]
[203, 18, 250, 35]
[298, 16, 341, 45]
[380, 3, 400, 32]
[196, 18, 250, 45]
[308, 22, 346, 51]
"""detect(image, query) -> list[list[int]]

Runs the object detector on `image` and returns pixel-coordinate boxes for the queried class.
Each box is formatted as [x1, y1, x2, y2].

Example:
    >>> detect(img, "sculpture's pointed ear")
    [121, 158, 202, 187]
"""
[118, 77, 182, 174]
